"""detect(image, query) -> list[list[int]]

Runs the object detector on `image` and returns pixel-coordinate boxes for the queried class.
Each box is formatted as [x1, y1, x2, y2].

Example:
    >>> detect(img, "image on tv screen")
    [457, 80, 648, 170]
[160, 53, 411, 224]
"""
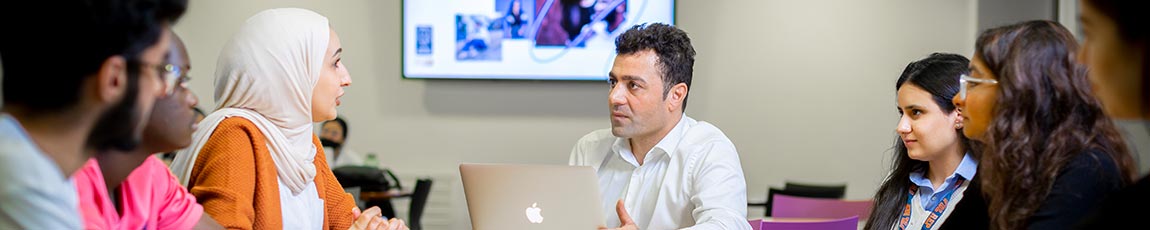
[404, 0, 676, 80]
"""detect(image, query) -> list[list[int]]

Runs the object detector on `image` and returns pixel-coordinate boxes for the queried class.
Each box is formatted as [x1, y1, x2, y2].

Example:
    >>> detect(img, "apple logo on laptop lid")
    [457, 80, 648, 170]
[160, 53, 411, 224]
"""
[525, 202, 544, 224]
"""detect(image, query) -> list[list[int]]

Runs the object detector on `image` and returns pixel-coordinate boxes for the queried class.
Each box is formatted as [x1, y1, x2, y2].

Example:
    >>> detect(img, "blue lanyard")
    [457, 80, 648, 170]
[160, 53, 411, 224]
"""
[897, 178, 966, 230]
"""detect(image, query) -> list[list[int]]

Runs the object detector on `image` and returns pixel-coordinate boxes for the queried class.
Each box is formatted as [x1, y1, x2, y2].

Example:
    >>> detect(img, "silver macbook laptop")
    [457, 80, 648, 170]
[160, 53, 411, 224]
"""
[460, 163, 605, 230]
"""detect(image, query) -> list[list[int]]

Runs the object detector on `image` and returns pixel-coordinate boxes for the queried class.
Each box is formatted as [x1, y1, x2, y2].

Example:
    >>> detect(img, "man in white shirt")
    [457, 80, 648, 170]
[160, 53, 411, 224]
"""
[569, 23, 751, 230]
[0, 1, 186, 228]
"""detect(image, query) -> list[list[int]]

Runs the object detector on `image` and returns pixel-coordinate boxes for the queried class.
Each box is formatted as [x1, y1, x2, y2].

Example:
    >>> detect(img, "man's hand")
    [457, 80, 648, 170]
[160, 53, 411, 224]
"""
[598, 199, 638, 230]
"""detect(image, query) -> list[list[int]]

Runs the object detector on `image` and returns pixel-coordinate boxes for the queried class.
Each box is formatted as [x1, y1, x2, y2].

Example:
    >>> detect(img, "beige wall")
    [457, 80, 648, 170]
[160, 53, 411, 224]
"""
[675, 0, 976, 217]
[174, 0, 976, 228]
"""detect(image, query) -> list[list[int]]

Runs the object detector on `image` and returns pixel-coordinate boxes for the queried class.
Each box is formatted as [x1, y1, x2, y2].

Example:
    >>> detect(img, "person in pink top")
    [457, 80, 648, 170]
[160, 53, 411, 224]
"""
[73, 33, 222, 230]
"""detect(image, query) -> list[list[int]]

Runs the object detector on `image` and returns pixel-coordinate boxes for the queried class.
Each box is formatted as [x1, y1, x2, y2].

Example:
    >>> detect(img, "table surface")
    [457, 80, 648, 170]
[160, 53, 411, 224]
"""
[359, 190, 412, 200]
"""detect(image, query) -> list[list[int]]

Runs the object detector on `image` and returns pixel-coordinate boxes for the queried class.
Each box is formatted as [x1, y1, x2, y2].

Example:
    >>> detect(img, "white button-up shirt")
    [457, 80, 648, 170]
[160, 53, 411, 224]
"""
[570, 115, 751, 230]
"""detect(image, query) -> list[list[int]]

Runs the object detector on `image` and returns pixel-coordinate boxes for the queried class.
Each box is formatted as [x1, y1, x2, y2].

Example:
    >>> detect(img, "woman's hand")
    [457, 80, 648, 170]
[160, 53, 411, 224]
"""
[381, 218, 408, 230]
[349, 206, 411, 230]
[349, 206, 385, 230]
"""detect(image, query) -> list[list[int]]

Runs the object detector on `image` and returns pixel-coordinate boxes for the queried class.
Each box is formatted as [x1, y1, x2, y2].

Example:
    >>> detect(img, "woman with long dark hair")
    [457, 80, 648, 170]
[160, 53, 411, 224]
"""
[864, 53, 988, 230]
[1073, 0, 1150, 228]
[952, 20, 1136, 230]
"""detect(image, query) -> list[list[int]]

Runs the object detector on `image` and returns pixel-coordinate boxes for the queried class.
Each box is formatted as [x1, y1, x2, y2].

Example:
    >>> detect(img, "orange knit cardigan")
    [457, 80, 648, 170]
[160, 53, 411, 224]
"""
[186, 117, 356, 229]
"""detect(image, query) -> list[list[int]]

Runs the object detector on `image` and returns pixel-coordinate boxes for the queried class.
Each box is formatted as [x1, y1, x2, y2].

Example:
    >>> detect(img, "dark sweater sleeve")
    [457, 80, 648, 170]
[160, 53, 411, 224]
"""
[1027, 150, 1125, 230]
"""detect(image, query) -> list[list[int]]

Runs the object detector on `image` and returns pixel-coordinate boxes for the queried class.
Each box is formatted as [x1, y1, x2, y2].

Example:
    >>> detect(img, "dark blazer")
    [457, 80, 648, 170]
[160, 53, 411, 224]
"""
[937, 175, 989, 230]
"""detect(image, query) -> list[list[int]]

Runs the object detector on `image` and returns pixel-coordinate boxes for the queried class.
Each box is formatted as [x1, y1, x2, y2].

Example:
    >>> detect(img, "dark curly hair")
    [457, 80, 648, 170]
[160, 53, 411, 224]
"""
[973, 20, 1136, 230]
[864, 53, 972, 230]
[614, 22, 696, 111]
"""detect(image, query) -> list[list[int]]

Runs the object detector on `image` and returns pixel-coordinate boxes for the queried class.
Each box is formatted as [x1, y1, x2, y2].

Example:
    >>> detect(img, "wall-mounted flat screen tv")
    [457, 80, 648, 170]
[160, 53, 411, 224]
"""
[403, 0, 676, 80]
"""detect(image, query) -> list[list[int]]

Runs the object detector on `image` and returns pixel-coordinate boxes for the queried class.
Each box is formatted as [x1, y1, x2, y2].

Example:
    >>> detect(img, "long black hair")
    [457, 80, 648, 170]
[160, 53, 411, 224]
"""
[864, 53, 971, 230]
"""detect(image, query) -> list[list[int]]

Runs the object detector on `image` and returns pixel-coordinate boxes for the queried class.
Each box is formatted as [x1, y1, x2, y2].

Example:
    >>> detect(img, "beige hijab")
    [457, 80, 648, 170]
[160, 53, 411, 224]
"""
[170, 8, 329, 195]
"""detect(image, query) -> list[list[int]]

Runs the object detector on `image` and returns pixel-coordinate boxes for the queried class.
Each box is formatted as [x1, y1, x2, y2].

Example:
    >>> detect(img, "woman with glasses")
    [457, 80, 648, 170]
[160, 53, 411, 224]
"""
[952, 20, 1136, 230]
[864, 53, 988, 230]
[168, 8, 407, 229]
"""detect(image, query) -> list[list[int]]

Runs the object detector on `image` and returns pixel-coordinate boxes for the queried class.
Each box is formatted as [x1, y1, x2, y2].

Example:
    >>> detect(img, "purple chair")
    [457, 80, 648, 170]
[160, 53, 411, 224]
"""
[760, 216, 859, 230]
[748, 219, 763, 230]
[770, 194, 873, 219]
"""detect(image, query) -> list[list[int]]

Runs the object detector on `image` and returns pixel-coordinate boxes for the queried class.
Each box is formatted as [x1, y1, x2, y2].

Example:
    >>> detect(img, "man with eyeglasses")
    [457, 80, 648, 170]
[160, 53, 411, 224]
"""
[0, 0, 186, 228]
[72, 33, 224, 229]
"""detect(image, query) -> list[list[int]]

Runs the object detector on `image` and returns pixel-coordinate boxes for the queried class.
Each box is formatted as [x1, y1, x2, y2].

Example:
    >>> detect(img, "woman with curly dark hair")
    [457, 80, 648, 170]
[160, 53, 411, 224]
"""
[951, 20, 1137, 230]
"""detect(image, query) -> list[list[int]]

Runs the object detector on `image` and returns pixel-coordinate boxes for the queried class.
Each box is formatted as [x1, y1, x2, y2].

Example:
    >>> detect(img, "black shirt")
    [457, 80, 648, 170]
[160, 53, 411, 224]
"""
[1027, 150, 1125, 230]
[1074, 175, 1150, 229]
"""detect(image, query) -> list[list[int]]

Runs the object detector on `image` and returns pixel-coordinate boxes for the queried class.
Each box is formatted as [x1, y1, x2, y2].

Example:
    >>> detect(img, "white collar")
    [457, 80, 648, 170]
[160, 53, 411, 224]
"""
[611, 115, 693, 167]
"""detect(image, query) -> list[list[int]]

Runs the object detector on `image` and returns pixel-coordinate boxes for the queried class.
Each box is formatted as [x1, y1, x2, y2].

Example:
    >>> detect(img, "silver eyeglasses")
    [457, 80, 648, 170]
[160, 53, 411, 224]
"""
[159, 64, 189, 96]
[959, 74, 998, 100]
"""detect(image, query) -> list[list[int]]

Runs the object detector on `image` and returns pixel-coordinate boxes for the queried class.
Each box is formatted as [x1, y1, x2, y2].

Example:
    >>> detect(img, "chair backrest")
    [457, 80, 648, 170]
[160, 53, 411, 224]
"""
[783, 182, 847, 198]
[332, 167, 404, 190]
[332, 166, 391, 190]
[770, 194, 872, 219]
[408, 179, 433, 230]
[764, 184, 847, 217]
[760, 216, 858, 230]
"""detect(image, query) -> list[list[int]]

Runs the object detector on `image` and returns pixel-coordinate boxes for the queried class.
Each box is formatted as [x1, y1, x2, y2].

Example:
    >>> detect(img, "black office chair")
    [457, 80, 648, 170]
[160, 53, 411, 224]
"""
[408, 179, 433, 230]
[783, 182, 847, 198]
[753, 182, 846, 217]
[332, 166, 403, 190]
[332, 166, 403, 218]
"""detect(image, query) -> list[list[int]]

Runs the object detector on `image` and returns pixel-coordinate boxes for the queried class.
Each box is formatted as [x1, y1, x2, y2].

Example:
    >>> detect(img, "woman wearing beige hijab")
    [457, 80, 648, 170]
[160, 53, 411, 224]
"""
[169, 8, 406, 230]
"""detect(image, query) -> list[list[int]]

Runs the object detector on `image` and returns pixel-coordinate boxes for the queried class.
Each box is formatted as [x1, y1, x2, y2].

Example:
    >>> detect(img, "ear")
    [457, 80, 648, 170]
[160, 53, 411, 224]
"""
[952, 109, 964, 129]
[666, 83, 688, 112]
[95, 56, 128, 104]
